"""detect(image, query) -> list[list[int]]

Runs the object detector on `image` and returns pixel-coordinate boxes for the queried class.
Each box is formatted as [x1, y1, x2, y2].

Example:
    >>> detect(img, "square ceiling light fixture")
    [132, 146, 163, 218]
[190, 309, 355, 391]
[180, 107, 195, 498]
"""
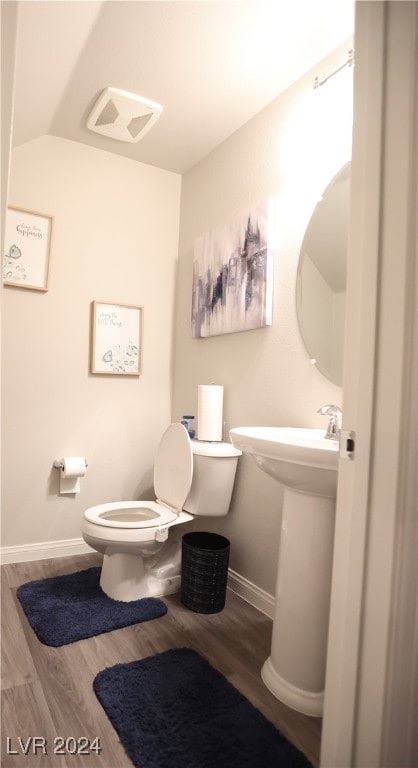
[87, 87, 163, 143]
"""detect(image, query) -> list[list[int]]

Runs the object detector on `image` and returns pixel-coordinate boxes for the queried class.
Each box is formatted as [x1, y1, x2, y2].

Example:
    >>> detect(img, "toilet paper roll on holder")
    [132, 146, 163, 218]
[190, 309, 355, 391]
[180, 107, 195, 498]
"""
[53, 459, 88, 470]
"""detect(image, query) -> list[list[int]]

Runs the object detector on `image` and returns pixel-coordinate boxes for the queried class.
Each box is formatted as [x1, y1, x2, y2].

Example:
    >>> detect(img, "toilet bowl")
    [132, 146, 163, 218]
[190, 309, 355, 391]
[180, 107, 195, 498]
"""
[81, 423, 241, 601]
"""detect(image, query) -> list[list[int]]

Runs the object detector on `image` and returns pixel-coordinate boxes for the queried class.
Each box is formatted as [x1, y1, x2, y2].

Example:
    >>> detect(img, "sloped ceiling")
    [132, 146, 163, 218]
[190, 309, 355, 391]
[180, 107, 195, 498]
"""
[12, 0, 354, 174]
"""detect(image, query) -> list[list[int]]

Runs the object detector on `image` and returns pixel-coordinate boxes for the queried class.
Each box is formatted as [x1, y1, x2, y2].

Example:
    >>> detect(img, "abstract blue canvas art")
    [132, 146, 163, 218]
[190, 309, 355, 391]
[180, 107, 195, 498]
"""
[191, 202, 274, 338]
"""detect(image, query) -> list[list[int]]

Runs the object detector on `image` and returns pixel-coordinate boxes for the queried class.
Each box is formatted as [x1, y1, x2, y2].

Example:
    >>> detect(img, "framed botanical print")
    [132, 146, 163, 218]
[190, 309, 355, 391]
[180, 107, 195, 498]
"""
[3, 206, 53, 291]
[91, 301, 142, 376]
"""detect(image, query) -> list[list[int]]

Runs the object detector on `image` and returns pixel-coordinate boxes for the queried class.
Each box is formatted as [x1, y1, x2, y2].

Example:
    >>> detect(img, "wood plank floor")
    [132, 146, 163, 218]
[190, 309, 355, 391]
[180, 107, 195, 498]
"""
[1, 554, 321, 767]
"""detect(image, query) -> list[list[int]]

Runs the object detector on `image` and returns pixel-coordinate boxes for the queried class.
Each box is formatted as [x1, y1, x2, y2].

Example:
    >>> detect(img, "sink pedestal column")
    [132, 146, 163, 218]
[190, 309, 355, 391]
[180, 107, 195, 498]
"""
[261, 487, 336, 717]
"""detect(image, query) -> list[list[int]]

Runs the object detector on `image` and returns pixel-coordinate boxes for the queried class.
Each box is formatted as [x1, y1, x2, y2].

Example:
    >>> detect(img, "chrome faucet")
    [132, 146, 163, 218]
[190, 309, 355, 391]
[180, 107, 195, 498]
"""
[317, 404, 342, 441]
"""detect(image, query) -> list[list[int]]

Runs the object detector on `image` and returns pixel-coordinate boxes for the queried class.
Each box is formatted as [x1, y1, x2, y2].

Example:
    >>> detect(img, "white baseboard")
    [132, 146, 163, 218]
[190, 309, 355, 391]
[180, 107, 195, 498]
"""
[0, 538, 275, 620]
[0, 537, 94, 564]
[227, 568, 275, 619]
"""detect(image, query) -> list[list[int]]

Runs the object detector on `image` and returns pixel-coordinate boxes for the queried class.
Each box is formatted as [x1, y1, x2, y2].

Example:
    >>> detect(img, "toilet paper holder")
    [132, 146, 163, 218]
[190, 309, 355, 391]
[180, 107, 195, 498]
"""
[53, 459, 88, 469]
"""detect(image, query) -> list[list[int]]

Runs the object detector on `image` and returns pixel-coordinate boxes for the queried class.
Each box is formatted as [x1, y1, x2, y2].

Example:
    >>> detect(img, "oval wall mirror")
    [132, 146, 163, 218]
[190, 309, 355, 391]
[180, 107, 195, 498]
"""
[296, 162, 350, 386]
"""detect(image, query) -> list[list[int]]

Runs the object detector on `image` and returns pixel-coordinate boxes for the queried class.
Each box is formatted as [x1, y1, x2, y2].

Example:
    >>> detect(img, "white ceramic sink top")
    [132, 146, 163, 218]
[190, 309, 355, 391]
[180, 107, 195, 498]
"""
[229, 427, 338, 467]
[229, 426, 339, 496]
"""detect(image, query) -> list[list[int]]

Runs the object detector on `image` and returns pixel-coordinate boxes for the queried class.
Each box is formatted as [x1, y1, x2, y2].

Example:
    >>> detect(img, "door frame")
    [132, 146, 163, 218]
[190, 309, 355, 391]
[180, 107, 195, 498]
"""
[321, 2, 418, 766]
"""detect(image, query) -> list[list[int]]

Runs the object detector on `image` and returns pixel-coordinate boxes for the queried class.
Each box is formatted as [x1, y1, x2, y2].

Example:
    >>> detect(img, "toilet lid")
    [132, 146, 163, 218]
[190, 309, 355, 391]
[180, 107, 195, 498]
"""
[154, 423, 193, 511]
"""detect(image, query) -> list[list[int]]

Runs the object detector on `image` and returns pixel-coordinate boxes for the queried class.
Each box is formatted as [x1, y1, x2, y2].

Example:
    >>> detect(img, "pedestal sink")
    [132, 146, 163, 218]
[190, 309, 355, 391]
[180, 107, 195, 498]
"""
[229, 426, 339, 717]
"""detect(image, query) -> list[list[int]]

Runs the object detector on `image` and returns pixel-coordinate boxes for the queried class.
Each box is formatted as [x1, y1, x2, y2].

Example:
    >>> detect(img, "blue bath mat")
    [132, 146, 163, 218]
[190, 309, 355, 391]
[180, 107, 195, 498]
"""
[16, 566, 167, 647]
[94, 648, 313, 768]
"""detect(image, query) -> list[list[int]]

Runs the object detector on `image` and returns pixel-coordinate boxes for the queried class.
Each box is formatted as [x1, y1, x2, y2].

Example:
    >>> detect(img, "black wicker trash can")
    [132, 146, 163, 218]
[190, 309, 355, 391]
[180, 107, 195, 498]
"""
[181, 532, 230, 614]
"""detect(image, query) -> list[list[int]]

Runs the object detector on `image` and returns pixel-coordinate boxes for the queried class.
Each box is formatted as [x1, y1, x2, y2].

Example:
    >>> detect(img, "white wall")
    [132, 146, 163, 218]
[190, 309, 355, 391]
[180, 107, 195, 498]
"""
[2, 135, 181, 551]
[173, 40, 353, 597]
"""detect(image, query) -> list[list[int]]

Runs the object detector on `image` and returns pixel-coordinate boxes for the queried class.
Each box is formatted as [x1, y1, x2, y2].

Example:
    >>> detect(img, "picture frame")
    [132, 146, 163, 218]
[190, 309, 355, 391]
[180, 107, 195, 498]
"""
[3, 206, 53, 291]
[91, 301, 142, 376]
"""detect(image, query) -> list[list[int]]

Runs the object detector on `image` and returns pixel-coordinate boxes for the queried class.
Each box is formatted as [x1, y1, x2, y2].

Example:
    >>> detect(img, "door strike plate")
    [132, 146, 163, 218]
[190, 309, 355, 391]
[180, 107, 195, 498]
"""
[340, 430, 355, 459]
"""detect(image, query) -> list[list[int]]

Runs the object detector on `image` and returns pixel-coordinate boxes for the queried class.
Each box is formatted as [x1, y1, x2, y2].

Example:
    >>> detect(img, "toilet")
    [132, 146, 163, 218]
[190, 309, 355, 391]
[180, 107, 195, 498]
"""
[81, 423, 241, 601]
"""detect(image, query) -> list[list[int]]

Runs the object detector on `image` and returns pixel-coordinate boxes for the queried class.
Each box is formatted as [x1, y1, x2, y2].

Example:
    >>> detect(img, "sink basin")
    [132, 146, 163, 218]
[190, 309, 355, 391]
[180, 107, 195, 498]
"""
[230, 426, 338, 496]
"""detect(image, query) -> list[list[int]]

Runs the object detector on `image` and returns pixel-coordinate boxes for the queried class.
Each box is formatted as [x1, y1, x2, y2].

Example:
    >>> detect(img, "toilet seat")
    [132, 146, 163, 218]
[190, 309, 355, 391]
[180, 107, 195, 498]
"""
[153, 422, 193, 511]
[83, 500, 178, 528]
[83, 423, 193, 530]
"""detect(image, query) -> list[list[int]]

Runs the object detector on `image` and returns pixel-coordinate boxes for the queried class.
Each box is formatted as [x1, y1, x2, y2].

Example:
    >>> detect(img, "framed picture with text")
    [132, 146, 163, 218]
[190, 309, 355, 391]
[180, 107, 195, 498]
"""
[91, 301, 142, 376]
[3, 206, 53, 291]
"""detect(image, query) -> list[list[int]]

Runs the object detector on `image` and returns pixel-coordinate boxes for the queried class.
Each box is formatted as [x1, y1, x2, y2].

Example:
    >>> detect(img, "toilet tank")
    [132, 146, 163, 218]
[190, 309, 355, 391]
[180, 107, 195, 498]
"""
[183, 441, 241, 517]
